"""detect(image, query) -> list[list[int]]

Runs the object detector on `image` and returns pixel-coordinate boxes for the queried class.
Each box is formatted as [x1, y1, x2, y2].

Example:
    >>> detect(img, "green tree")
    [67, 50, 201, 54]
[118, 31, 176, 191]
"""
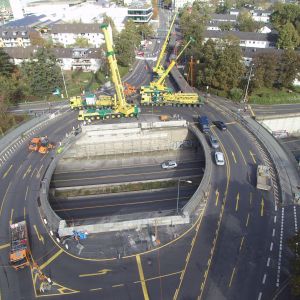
[219, 22, 233, 31]
[0, 48, 15, 77]
[72, 36, 91, 48]
[213, 40, 245, 91]
[137, 23, 154, 40]
[229, 87, 243, 101]
[277, 22, 300, 49]
[163, 0, 172, 8]
[270, 3, 300, 29]
[21, 48, 62, 99]
[278, 49, 300, 88]
[237, 10, 262, 32]
[252, 53, 279, 88]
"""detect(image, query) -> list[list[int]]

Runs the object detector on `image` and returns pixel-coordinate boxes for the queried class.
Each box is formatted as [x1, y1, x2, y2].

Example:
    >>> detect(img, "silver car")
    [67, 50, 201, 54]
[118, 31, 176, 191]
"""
[161, 160, 178, 169]
[215, 152, 225, 166]
[209, 134, 219, 149]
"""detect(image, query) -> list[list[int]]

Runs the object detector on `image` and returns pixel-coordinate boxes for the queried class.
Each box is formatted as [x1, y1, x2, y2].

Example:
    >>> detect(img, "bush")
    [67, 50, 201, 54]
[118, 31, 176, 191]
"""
[229, 88, 244, 102]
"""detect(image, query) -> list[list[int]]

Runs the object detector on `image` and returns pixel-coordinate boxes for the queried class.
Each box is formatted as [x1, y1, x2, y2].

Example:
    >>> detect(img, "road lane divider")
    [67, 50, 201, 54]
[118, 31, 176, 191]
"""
[235, 193, 240, 211]
[215, 189, 219, 206]
[22, 165, 32, 179]
[250, 150, 256, 164]
[25, 186, 29, 201]
[231, 151, 237, 164]
[227, 130, 247, 165]
[2, 164, 13, 179]
[246, 213, 250, 227]
[261, 198, 264, 217]
[9, 209, 14, 225]
[39, 248, 63, 271]
[0, 182, 12, 217]
[136, 254, 149, 300]
[24, 207, 26, 219]
[228, 266, 236, 287]
[33, 225, 44, 244]
[239, 236, 244, 252]
[0, 243, 10, 250]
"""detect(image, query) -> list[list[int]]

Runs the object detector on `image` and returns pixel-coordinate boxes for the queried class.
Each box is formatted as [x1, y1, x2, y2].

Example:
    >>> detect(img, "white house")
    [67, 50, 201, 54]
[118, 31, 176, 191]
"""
[251, 10, 272, 23]
[203, 30, 277, 49]
[258, 25, 272, 34]
[3, 46, 103, 72]
[50, 24, 104, 48]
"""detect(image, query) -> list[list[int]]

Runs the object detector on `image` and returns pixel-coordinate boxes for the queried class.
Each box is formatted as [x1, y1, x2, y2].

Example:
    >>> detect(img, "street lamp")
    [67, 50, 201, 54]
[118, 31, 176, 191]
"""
[176, 179, 192, 215]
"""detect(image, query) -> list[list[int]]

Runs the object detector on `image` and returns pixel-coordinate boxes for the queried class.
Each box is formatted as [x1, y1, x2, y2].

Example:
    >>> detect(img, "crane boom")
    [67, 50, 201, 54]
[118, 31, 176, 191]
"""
[101, 24, 126, 107]
[153, 13, 177, 75]
[152, 37, 194, 88]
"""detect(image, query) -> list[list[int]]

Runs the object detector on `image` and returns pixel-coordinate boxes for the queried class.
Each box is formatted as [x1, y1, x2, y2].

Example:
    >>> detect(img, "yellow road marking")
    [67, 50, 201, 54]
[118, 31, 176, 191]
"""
[33, 225, 44, 244]
[229, 267, 236, 287]
[90, 287, 103, 292]
[0, 182, 12, 217]
[25, 186, 29, 201]
[24, 207, 26, 219]
[112, 284, 124, 288]
[36, 164, 43, 178]
[239, 236, 244, 252]
[56, 196, 191, 212]
[2, 164, 13, 179]
[30, 168, 36, 178]
[0, 243, 10, 250]
[235, 193, 240, 211]
[231, 151, 237, 164]
[249, 150, 256, 164]
[134, 270, 182, 284]
[79, 269, 112, 277]
[9, 209, 14, 225]
[261, 198, 264, 217]
[22, 165, 32, 179]
[39, 248, 63, 270]
[215, 189, 219, 206]
[136, 255, 149, 300]
[246, 213, 250, 227]
[227, 130, 247, 165]
[16, 164, 22, 174]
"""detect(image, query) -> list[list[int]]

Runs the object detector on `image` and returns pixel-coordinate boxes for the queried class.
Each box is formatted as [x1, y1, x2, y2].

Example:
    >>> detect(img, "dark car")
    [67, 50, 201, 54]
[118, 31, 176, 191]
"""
[213, 121, 227, 131]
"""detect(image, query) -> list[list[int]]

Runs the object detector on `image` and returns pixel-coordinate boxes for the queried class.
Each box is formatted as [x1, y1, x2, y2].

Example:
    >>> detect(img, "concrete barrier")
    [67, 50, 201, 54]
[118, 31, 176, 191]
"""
[182, 124, 212, 216]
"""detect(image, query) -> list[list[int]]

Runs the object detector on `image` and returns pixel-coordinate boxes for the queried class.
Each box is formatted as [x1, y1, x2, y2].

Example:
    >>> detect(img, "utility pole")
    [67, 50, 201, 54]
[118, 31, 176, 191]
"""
[243, 63, 253, 103]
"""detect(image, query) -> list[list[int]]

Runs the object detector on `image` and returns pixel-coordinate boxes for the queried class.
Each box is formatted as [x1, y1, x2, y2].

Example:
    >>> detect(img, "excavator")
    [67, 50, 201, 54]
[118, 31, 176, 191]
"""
[78, 24, 140, 121]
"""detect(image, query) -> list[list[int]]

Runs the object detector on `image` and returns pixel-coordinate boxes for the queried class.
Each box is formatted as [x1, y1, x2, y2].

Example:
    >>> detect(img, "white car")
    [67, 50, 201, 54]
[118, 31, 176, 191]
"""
[161, 160, 178, 169]
[215, 152, 225, 166]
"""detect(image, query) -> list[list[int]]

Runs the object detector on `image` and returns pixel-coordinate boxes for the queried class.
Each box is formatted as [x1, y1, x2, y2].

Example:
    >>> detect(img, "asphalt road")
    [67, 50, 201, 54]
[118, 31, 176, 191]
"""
[50, 186, 198, 222]
[50, 160, 205, 188]
[0, 8, 297, 300]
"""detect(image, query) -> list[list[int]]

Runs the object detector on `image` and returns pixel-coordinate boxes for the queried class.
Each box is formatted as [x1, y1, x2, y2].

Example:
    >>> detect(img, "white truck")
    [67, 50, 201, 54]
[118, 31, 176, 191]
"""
[256, 165, 272, 191]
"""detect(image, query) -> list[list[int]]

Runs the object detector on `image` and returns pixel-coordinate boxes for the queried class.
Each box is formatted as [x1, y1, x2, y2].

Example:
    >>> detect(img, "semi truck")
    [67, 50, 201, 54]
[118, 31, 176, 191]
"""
[198, 115, 210, 133]
[9, 221, 30, 270]
[256, 165, 272, 191]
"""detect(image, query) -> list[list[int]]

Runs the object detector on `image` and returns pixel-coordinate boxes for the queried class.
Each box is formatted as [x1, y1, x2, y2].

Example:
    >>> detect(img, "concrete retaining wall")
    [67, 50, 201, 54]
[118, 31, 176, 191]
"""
[182, 124, 211, 216]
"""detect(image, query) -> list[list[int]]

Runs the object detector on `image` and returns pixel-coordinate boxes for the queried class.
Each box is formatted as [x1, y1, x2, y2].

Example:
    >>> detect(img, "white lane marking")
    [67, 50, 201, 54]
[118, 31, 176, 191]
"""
[274, 216, 277, 223]
[262, 273, 267, 284]
[276, 207, 284, 287]
[272, 228, 276, 237]
[270, 242, 273, 251]
[258, 292, 262, 300]
[267, 257, 270, 267]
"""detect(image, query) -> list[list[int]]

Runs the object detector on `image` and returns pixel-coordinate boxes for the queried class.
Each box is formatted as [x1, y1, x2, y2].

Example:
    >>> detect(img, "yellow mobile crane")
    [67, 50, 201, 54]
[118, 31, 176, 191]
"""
[140, 37, 201, 106]
[78, 24, 139, 121]
[153, 13, 177, 78]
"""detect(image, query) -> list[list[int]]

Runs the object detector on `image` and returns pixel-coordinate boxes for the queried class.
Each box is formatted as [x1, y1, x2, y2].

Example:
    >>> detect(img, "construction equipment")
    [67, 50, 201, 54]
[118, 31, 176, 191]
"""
[153, 13, 177, 78]
[9, 221, 30, 270]
[159, 115, 170, 121]
[38, 136, 54, 154]
[123, 82, 137, 96]
[140, 37, 201, 107]
[70, 94, 113, 110]
[256, 165, 272, 191]
[29, 137, 41, 152]
[78, 24, 140, 121]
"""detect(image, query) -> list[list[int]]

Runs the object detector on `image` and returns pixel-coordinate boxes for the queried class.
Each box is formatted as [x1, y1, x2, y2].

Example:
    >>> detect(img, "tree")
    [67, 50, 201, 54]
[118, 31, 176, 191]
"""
[137, 23, 154, 40]
[237, 10, 262, 32]
[0, 48, 15, 77]
[213, 39, 245, 91]
[21, 48, 63, 99]
[252, 53, 279, 88]
[72, 37, 91, 48]
[219, 22, 233, 31]
[270, 3, 300, 30]
[163, 0, 172, 8]
[278, 49, 300, 88]
[277, 22, 300, 49]
[29, 31, 47, 47]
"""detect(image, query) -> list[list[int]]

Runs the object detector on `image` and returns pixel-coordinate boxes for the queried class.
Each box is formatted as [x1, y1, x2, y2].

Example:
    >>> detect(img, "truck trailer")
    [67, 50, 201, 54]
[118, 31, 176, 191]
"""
[198, 115, 210, 133]
[256, 165, 272, 191]
[9, 221, 30, 270]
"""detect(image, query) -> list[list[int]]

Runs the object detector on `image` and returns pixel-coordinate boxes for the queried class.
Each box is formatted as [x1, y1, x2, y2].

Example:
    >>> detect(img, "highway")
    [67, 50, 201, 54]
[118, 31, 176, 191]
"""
[51, 186, 198, 222]
[50, 160, 205, 188]
[0, 7, 298, 300]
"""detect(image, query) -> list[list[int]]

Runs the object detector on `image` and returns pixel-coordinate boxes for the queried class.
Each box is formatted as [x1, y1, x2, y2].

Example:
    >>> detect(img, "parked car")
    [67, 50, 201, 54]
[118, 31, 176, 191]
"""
[214, 152, 225, 166]
[213, 121, 227, 131]
[209, 134, 219, 149]
[161, 160, 177, 169]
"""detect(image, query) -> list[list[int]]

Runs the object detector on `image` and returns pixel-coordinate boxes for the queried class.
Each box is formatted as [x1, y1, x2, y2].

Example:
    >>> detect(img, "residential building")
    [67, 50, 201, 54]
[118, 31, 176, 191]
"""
[241, 47, 283, 66]
[0, 26, 37, 47]
[203, 30, 277, 49]
[3, 46, 103, 72]
[250, 10, 272, 23]
[172, 0, 194, 11]
[258, 26, 272, 34]
[51, 24, 104, 48]
[210, 13, 237, 23]
[127, 3, 153, 23]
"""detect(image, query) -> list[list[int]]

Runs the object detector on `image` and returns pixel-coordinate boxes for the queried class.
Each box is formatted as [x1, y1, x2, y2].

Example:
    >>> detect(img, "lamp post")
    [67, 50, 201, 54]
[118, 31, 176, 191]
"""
[176, 179, 192, 215]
